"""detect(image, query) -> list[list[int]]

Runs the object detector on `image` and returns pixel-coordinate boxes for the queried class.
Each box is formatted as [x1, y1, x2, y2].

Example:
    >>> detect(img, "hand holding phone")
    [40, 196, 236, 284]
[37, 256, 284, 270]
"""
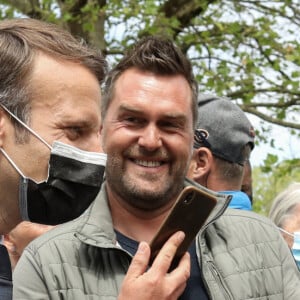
[149, 185, 217, 270]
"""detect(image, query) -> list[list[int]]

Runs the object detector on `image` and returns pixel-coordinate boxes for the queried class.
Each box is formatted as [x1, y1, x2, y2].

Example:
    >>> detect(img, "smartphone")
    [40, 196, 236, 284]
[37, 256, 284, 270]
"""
[149, 185, 217, 270]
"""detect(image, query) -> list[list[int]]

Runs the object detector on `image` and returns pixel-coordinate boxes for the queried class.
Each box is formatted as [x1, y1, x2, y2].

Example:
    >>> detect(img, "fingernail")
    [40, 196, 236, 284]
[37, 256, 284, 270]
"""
[138, 241, 147, 253]
[176, 231, 185, 242]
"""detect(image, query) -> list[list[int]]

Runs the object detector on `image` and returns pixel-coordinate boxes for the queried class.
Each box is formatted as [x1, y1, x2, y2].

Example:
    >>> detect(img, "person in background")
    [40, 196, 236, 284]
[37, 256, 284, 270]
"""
[187, 94, 254, 210]
[14, 37, 300, 300]
[0, 17, 107, 299]
[269, 182, 300, 267]
[3, 222, 53, 271]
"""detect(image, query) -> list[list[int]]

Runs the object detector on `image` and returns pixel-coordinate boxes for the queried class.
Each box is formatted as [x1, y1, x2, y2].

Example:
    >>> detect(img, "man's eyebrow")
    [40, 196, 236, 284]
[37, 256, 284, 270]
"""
[163, 113, 187, 121]
[61, 117, 99, 128]
[118, 104, 141, 114]
[118, 104, 187, 120]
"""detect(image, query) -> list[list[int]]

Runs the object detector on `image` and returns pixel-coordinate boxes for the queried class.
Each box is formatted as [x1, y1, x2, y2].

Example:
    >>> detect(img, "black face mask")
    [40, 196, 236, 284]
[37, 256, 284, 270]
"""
[0, 105, 107, 225]
[18, 142, 106, 225]
[1, 143, 106, 225]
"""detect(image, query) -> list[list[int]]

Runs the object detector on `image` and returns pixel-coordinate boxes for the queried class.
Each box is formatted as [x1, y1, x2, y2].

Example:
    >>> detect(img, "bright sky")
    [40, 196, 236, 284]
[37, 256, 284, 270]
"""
[248, 114, 300, 166]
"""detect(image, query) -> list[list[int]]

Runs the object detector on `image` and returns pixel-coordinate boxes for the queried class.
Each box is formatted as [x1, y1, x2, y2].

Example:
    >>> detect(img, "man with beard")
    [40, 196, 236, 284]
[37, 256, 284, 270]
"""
[14, 37, 300, 299]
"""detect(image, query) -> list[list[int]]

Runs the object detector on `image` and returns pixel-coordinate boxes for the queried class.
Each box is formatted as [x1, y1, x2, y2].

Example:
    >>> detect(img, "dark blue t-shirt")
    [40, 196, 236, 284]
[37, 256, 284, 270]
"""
[0, 244, 12, 300]
[116, 231, 209, 300]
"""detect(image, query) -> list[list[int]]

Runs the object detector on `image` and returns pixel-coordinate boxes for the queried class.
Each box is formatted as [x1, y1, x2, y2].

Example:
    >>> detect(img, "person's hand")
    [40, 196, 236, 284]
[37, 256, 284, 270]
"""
[118, 231, 191, 300]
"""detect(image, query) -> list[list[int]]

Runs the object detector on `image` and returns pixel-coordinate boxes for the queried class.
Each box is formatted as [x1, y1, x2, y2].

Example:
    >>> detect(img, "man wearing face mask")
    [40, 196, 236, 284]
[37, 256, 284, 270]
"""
[0, 18, 107, 299]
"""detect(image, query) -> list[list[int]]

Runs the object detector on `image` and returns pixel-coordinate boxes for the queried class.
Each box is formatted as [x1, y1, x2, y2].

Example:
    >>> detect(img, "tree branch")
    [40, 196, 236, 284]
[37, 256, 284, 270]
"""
[241, 106, 300, 129]
[0, 0, 42, 18]
[146, 0, 217, 38]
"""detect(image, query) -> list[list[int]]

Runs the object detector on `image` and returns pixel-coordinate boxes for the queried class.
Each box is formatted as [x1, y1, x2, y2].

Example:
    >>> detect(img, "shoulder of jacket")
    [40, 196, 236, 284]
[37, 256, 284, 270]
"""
[221, 208, 274, 225]
[203, 208, 283, 250]
[211, 208, 279, 235]
[25, 212, 88, 254]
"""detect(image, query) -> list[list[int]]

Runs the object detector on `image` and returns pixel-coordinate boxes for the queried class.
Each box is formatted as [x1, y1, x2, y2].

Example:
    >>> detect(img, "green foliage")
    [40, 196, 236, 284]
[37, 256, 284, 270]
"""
[253, 157, 300, 215]
[0, 0, 300, 142]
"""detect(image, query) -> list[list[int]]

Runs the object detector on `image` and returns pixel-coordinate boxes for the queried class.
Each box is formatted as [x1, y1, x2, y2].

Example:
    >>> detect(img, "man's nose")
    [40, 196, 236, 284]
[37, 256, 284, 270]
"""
[138, 125, 162, 151]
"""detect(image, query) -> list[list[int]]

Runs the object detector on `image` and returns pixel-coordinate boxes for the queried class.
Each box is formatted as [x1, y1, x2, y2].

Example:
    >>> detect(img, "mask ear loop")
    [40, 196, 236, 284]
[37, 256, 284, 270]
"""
[278, 227, 294, 237]
[0, 104, 52, 150]
[0, 148, 26, 178]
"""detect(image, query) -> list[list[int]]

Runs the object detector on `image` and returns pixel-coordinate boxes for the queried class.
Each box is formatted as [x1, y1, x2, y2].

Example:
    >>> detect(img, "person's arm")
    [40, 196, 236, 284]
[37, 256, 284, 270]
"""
[118, 231, 191, 300]
[13, 247, 49, 299]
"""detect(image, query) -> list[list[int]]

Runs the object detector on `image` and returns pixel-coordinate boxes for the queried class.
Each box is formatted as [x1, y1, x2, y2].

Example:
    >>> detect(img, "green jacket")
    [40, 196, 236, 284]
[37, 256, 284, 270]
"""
[13, 181, 300, 299]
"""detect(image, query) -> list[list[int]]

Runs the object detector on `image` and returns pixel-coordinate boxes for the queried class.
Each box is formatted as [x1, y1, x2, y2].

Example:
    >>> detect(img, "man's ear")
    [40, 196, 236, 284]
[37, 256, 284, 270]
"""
[190, 147, 213, 183]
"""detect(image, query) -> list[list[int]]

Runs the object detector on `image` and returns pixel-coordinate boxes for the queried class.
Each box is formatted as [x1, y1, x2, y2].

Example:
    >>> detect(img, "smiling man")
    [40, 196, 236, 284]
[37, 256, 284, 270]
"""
[14, 37, 300, 300]
[102, 68, 194, 216]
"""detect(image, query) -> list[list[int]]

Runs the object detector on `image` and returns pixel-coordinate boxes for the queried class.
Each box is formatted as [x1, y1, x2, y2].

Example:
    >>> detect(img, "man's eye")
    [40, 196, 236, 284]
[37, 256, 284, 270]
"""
[65, 127, 83, 139]
[124, 117, 141, 124]
[160, 121, 180, 129]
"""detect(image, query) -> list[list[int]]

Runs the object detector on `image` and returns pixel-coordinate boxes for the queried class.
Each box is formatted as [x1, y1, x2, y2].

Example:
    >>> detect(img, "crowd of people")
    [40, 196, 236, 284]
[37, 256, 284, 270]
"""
[0, 17, 299, 300]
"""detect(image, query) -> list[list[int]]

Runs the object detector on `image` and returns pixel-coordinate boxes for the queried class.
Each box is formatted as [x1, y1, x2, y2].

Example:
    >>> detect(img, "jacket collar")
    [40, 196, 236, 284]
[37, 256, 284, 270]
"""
[75, 182, 117, 248]
[183, 178, 231, 230]
[75, 178, 230, 247]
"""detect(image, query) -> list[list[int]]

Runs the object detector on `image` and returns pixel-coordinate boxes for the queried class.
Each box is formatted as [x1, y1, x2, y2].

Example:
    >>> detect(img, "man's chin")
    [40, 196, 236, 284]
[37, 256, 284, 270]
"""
[129, 192, 170, 211]
[134, 180, 167, 194]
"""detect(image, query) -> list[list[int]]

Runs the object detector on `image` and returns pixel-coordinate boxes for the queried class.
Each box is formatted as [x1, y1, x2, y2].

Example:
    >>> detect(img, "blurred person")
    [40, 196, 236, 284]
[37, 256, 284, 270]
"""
[3, 222, 53, 270]
[14, 37, 300, 300]
[269, 182, 300, 267]
[0, 17, 107, 299]
[187, 94, 254, 210]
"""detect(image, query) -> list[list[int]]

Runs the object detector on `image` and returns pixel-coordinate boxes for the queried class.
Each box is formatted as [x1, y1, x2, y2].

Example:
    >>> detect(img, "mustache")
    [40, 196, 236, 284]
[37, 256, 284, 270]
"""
[124, 147, 170, 161]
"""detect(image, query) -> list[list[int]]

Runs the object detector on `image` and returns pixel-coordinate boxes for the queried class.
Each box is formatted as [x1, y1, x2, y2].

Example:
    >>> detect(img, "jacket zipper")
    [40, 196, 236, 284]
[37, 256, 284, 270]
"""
[206, 260, 233, 300]
[197, 196, 232, 300]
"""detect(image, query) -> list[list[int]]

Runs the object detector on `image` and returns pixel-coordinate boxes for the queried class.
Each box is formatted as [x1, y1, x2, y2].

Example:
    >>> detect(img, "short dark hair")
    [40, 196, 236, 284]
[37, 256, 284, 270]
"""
[102, 36, 198, 127]
[215, 144, 252, 182]
[0, 18, 107, 142]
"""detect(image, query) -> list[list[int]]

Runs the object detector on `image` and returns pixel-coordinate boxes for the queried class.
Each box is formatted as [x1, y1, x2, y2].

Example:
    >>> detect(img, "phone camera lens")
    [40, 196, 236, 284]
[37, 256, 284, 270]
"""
[184, 192, 194, 204]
